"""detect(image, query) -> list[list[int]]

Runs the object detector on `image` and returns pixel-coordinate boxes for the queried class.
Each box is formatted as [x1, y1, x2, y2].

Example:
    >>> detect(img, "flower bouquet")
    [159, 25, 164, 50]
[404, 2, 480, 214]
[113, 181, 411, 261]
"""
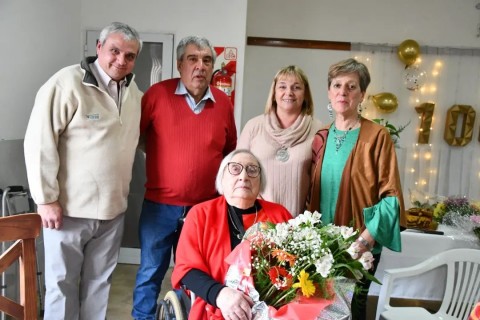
[224, 211, 379, 320]
[433, 196, 480, 242]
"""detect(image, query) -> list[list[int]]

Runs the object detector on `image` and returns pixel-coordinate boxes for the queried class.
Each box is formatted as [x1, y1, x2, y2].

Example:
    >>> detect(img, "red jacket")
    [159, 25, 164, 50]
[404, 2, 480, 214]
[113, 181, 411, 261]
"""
[172, 196, 292, 320]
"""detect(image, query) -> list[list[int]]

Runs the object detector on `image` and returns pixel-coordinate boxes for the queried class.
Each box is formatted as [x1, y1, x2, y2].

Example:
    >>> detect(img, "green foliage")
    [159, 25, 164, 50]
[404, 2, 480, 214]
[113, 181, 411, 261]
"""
[372, 118, 411, 147]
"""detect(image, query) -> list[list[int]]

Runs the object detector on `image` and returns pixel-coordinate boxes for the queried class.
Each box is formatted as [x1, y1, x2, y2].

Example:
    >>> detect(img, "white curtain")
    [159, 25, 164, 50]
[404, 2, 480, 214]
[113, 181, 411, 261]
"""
[351, 44, 480, 206]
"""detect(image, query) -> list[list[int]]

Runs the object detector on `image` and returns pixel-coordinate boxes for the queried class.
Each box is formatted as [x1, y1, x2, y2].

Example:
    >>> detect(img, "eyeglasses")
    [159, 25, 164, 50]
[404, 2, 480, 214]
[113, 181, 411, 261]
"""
[227, 162, 261, 178]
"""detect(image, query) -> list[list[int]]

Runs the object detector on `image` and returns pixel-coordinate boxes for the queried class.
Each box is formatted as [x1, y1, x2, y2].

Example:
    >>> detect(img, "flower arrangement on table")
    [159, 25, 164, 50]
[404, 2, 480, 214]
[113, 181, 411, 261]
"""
[433, 196, 480, 241]
[224, 210, 379, 320]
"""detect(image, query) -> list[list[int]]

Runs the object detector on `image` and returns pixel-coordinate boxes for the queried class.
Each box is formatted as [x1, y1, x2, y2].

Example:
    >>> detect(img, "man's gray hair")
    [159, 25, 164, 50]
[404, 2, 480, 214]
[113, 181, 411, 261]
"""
[99, 22, 143, 53]
[176, 36, 216, 64]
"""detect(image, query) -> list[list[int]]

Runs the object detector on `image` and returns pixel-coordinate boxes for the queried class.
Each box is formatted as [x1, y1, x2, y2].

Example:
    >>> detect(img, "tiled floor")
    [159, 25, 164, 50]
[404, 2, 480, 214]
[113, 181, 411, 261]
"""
[107, 264, 173, 319]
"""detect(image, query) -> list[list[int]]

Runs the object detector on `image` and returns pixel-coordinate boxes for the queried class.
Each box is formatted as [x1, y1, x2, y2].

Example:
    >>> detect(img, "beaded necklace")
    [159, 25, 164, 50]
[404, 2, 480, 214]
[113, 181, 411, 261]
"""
[333, 118, 360, 153]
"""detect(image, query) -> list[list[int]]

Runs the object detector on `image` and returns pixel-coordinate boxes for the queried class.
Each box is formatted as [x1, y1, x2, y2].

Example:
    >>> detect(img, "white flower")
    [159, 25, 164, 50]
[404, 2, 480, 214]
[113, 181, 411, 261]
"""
[347, 242, 361, 259]
[339, 226, 356, 239]
[273, 223, 290, 244]
[292, 210, 322, 226]
[314, 252, 334, 277]
[288, 217, 301, 228]
[359, 251, 375, 270]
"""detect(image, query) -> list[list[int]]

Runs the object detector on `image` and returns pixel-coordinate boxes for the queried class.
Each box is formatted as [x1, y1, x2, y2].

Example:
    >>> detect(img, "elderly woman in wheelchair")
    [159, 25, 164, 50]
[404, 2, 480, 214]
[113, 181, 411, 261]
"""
[165, 149, 292, 320]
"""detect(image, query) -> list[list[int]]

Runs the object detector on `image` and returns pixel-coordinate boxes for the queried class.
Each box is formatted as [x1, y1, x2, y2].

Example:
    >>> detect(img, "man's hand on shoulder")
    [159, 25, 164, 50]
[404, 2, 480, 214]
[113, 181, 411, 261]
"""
[37, 201, 63, 230]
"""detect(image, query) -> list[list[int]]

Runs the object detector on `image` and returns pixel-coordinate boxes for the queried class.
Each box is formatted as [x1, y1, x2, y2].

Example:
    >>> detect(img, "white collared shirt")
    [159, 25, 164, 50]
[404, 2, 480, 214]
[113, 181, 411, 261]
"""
[175, 81, 216, 114]
[90, 60, 126, 109]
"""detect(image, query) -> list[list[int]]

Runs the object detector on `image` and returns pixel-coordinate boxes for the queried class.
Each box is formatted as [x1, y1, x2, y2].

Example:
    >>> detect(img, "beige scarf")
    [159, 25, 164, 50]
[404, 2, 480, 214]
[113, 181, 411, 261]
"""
[264, 111, 313, 148]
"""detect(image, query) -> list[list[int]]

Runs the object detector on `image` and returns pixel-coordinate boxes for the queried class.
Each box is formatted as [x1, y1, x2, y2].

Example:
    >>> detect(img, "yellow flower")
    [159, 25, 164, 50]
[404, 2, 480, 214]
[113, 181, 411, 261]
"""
[292, 270, 316, 297]
[471, 201, 480, 212]
[433, 202, 445, 219]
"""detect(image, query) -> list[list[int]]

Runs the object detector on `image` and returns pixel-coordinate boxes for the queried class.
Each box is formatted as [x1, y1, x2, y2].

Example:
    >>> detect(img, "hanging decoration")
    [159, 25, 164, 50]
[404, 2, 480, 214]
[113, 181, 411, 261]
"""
[443, 104, 476, 146]
[371, 92, 399, 113]
[403, 65, 428, 91]
[415, 102, 435, 144]
[397, 39, 420, 66]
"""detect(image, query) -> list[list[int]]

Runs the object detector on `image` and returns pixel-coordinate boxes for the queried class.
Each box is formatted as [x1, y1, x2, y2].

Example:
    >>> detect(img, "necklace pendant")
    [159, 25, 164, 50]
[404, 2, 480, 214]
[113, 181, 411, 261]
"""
[275, 147, 289, 162]
[236, 233, 242, 240]
[333, 127, 349, 153]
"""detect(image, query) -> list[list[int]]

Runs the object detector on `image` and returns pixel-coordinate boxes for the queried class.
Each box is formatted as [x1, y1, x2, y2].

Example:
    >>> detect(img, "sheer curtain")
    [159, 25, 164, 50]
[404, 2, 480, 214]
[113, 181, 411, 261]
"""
[351, 43, 480, 205]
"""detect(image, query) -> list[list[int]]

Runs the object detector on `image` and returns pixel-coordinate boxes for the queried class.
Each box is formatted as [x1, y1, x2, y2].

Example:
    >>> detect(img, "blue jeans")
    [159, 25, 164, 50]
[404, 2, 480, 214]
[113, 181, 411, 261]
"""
[131, 200, 191, 320]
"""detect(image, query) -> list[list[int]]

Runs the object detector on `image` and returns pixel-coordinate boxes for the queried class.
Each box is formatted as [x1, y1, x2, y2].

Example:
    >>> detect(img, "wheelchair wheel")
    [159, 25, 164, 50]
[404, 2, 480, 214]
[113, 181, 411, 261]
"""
[156, 290, 187, 320]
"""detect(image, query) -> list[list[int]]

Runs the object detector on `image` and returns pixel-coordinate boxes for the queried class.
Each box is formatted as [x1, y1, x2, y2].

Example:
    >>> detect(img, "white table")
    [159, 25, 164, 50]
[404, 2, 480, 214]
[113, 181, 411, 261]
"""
[369, 226, 480, 300]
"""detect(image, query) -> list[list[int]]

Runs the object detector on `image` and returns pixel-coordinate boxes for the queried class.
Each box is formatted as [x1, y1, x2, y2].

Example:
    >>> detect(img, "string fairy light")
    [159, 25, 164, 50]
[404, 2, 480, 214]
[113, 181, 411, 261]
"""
[352, 42, 480, 200]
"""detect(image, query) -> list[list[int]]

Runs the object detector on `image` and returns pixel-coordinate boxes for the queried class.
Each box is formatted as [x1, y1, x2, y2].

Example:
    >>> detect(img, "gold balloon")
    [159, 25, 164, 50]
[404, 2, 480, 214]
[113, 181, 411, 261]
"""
[397, 39, 420, 66]
[371, 92, 398, 113]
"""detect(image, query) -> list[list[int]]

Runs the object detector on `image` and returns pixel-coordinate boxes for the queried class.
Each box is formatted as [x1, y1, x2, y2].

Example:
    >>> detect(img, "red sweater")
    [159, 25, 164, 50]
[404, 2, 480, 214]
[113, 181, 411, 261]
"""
[140, 78, 237, 206]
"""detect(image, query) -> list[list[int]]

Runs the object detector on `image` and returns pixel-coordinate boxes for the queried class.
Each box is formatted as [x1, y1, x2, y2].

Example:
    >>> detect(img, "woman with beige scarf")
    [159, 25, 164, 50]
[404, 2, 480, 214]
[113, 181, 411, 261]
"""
[237, 65, 322, 216]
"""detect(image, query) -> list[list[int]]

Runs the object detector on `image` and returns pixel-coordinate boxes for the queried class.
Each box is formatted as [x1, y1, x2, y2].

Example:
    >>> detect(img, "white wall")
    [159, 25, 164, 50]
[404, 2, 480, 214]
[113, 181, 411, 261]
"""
[3, 0, 480, 196]
[243, 0, 480, 127]
[1, 0, 248, 255]
[243, 0, 480, 202]
[247, 0, 479, 46]
[80, 0, 248, 128]
[4, 0, 478, 139]
[0, 0, 247, 191]
[0, 0, 247, 140]
[0, 0, 81, 140]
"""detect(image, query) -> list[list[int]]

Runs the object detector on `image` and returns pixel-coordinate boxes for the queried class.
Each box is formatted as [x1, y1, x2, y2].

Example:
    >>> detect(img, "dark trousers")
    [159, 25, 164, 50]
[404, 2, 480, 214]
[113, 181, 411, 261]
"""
[351, 253, 381, 320]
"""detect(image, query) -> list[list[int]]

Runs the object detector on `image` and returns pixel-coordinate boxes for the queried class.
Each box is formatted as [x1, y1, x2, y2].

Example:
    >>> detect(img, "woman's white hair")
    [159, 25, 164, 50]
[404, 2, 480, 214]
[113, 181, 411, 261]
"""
[215, 149, 266, 195]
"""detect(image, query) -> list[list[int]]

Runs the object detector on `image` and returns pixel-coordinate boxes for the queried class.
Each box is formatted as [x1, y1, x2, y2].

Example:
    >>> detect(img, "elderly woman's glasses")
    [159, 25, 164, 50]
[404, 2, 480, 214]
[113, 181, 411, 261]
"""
[227, 162, 261, 178]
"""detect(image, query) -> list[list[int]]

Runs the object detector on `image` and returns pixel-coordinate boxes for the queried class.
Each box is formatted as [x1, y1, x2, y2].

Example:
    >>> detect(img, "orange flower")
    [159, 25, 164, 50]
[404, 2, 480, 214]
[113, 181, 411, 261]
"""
[272, 249, 296, 267]
[268, 266, 293, 290]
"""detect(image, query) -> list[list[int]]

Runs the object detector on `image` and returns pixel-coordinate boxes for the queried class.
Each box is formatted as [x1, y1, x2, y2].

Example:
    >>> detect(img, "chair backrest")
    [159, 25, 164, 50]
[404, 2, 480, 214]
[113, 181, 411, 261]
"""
[0, 213, 41, 320]
[438, 248, 480, 319]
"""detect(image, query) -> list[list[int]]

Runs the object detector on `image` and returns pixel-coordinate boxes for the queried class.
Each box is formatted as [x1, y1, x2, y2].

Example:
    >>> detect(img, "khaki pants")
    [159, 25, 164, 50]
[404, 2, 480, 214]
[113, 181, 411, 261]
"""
[43, 214, 125, 320]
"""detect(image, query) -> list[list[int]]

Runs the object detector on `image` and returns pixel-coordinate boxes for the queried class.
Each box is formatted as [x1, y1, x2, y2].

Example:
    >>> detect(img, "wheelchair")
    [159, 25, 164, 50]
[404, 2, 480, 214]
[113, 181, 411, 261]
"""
[156, 288, 195, 320]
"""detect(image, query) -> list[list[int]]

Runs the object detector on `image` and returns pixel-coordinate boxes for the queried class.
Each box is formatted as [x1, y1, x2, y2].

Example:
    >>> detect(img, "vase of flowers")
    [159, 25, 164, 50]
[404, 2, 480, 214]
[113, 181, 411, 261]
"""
[224, 210, 379, 320]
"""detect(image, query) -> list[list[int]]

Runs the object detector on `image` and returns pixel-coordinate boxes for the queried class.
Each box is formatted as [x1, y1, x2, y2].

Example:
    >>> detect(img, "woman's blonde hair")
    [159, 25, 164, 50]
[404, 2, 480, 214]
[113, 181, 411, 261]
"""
[264, 65, 314, 115]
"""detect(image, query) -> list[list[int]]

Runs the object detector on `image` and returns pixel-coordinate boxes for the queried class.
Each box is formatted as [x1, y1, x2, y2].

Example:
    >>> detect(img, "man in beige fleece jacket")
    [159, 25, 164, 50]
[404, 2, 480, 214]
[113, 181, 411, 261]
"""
[24, 22, 142, 320]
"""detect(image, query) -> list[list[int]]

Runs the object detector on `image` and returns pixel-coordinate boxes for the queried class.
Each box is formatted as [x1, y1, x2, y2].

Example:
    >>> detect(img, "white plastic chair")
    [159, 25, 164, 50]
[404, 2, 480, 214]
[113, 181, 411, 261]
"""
[376, 248, 480, 320]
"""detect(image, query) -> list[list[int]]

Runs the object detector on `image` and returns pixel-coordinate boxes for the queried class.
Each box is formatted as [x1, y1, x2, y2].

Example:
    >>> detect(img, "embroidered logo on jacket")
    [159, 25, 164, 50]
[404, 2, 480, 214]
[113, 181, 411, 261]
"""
[86, 114, 100, 120]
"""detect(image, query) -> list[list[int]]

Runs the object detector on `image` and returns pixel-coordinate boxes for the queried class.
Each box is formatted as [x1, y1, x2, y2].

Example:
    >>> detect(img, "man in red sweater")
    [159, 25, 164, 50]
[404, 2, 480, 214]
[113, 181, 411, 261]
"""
[132, 36, 237, 320]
